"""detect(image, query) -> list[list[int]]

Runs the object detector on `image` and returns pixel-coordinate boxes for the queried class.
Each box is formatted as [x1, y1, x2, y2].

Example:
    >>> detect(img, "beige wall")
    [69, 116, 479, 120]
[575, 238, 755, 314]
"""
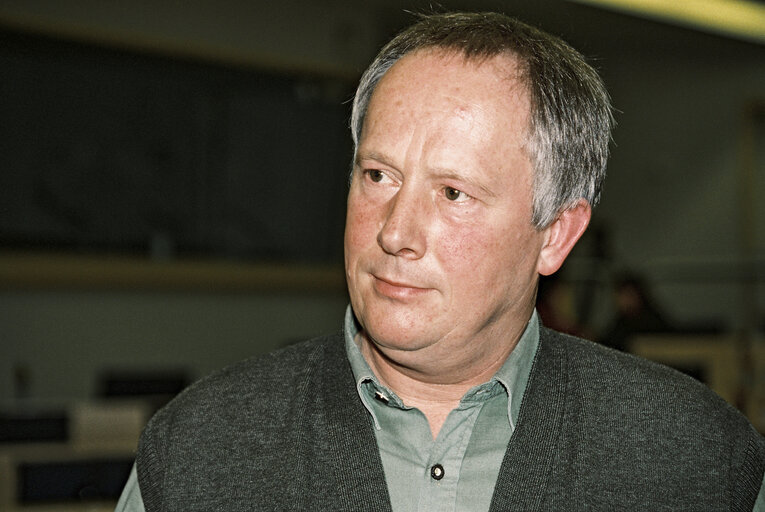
[0, 289, 348, 404]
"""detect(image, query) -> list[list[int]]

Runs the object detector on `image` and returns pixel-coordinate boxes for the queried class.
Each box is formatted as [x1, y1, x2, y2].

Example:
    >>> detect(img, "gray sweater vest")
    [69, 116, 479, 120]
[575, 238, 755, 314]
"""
[136, 328, 765, 511]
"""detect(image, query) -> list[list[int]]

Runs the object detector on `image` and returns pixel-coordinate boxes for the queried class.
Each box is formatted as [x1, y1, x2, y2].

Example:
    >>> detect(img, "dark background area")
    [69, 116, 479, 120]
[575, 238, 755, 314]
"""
[0, 29, 351, 263]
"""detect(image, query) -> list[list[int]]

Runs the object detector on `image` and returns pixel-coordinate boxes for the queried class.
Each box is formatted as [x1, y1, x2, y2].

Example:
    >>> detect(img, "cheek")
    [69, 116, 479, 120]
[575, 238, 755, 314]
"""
[344, 196, 379, 257]
[437, 223, 539, 283]
[435, 225, 494, 278]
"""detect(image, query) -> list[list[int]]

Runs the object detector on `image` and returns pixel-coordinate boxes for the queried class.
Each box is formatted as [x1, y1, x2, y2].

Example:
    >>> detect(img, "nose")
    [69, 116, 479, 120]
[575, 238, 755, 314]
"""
[377, 187, 427, 258]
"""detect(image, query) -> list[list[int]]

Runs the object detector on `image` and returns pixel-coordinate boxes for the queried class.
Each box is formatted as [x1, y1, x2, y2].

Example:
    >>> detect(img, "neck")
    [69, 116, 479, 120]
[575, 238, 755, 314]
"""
[357, 322, 525, 438]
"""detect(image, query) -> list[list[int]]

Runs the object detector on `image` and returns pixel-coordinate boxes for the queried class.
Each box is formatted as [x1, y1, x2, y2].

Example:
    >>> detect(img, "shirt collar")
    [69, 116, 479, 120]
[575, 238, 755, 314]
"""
[344, 305, 540, 431]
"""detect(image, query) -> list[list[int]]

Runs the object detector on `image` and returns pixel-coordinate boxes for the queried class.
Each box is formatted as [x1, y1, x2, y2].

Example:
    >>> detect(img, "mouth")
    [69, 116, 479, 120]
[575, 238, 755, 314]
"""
[372, 275, 430, 300]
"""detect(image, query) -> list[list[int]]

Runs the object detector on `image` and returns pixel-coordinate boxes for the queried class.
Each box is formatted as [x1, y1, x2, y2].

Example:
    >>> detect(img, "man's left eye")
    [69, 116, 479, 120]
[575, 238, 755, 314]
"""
[444, 187, 465, 201]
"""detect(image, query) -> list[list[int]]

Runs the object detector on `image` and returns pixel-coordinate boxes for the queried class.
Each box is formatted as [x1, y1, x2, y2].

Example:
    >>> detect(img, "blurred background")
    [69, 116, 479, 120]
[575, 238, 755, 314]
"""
[0, 0, 763, 509]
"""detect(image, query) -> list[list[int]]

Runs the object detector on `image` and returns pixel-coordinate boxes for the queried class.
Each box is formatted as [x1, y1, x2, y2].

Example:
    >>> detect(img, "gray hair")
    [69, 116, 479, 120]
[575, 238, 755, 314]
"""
[350, 12, 614, 229]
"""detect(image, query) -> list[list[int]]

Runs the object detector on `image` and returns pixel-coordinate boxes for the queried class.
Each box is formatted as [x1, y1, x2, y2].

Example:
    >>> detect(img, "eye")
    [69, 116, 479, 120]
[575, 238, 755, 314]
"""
[444, 187, 466, 201]
[366, 169, 385, 183]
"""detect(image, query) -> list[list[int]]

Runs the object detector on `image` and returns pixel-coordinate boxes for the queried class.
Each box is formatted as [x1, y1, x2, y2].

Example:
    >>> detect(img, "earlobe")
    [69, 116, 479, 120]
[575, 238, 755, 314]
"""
[537, 200, 592, 276]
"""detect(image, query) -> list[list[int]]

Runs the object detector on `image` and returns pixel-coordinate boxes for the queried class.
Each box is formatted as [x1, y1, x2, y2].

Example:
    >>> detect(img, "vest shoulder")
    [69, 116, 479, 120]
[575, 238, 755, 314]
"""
[134, 331, 383, 509]
[534, 328, 765, 509]
[148, 332, 346, 425]
[539, 328, 760, 439]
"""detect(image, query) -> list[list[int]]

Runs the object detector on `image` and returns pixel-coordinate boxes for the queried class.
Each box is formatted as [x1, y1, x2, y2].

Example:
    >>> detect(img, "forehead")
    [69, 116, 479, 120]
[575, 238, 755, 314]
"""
[364, 49, 530, 137]
[381, 47, 525, 92]
[360, 49, 532, 176]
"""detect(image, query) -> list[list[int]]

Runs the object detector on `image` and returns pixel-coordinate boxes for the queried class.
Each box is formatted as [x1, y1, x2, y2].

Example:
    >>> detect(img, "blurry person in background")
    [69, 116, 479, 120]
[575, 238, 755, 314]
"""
[536, 274, 590, 338]
[600, 271, 672, 351]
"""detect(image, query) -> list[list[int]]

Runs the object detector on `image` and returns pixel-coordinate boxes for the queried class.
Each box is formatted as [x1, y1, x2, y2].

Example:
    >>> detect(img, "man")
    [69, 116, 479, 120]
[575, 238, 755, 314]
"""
[117, 12, 765, 511]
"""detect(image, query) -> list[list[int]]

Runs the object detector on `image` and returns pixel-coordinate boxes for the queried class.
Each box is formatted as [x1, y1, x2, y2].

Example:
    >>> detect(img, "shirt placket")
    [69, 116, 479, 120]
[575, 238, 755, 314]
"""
[417, 396, 486, 512]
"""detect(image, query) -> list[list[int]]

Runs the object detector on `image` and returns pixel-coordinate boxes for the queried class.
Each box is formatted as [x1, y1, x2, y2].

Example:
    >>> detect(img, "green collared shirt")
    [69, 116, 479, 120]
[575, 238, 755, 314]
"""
[344, 306, 539, 512]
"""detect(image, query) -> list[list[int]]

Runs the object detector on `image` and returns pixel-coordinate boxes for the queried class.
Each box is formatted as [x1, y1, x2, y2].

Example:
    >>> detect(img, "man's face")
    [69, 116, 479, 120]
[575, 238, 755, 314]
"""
[344, 50, 548, 373]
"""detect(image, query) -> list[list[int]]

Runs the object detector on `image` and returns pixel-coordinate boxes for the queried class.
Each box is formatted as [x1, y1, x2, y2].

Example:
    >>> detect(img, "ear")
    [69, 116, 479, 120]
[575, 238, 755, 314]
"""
[537, 199, 591, 276]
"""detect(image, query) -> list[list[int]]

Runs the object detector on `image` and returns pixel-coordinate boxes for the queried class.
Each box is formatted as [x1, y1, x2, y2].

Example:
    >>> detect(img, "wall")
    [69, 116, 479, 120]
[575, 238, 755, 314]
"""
[0, 289, 348, 404]
[593, 25, 765, 331]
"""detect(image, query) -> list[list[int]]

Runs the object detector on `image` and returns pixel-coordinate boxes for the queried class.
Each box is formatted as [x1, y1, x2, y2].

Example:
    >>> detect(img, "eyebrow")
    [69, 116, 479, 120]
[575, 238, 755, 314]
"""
[354, 149, 396, 168]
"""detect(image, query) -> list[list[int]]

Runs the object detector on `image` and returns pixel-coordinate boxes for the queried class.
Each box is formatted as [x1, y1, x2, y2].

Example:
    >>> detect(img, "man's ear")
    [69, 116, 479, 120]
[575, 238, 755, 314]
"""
[537, 200, 591, 276]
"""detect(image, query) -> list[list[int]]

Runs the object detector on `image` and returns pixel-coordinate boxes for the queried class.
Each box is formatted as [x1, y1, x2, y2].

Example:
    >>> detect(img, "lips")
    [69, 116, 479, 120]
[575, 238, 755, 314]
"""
[372, 274, 431, 300]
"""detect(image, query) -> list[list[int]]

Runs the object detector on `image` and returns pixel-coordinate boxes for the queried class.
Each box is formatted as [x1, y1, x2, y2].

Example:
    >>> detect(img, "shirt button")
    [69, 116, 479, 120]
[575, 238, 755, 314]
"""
[430, 464, 445, 480]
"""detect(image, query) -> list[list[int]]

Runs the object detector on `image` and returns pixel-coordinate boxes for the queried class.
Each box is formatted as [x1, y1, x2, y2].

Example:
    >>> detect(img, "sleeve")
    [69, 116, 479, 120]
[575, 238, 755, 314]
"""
[114, 463, 147, 512]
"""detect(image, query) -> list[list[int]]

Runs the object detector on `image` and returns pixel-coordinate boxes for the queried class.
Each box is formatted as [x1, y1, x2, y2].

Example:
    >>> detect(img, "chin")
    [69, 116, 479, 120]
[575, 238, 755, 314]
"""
[351, 280, 444, 347]
[361, 311, 440, 353]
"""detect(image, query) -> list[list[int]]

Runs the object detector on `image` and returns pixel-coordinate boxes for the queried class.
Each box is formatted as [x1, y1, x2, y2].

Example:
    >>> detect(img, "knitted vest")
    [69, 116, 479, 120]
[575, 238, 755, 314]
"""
[136, 328, 765, 511]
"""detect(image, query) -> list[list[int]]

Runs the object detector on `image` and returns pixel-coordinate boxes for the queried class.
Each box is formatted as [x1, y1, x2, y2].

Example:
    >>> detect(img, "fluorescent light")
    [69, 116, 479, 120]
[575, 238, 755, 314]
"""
[569, 0, 765, 44]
